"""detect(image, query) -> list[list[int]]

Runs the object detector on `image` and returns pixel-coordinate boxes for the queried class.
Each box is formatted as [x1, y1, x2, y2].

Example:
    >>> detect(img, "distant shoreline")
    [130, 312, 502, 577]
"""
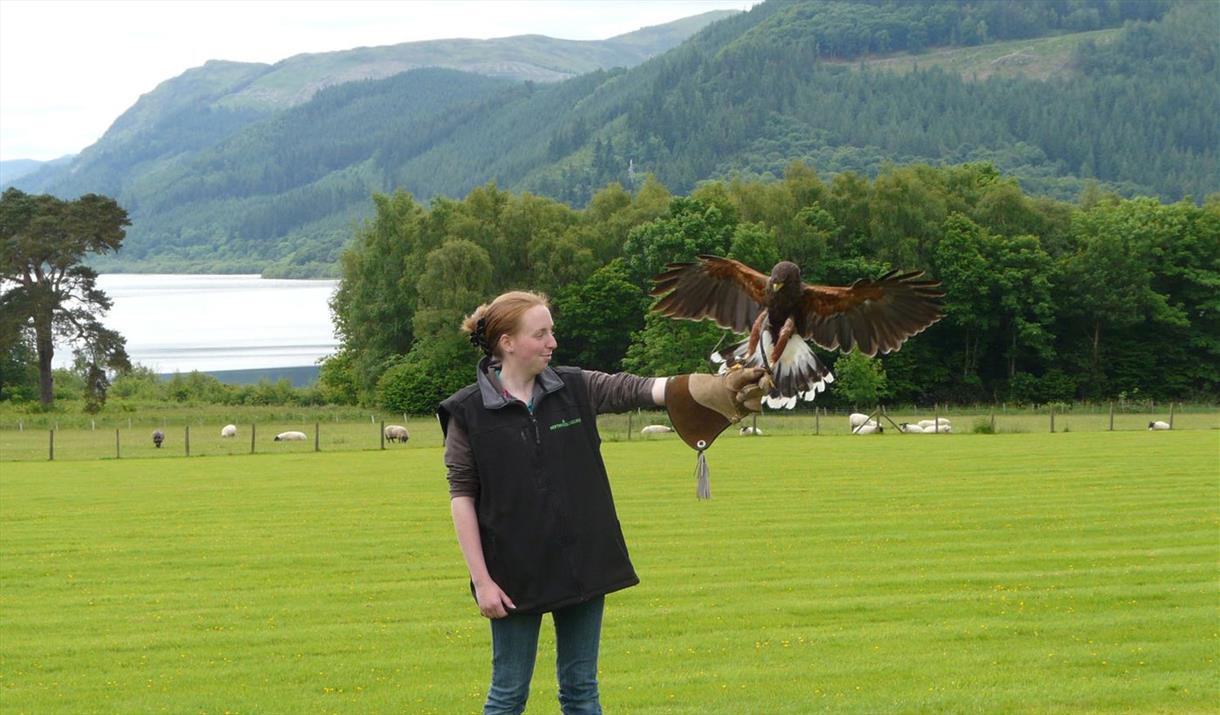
[158, 365, 320, 387]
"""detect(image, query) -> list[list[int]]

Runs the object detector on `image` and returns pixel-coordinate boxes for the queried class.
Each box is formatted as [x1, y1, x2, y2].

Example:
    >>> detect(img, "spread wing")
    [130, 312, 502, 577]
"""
[649, 255, 769, 333]
[800, 269, 944, 356]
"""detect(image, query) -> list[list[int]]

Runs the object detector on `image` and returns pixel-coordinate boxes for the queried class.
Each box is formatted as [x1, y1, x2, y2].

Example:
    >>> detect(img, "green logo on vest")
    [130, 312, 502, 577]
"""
[549, 417, 582, 431]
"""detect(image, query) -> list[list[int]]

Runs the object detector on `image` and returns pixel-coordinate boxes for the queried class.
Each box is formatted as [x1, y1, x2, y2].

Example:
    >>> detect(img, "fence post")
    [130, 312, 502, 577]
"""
[1168, 402, 1175, 430]
[18, 419, 22, 432]
[815, 407, 820, 435]
[1108, 402, 1114, 431]
[1050, 404, 1055, 433]
[91, 419, 95, 431]
[990, 408, 995, 433]
[934, 404, 940, 433]
[315, 422, 320, 452]
[116, 428, 121, 459]
[49, 429, 54, 461]
[128, 417, 132, 429]
[627, 411, 632, 440]
[380, 420, 385, 450]
[185, 425, 190, 457]
[251, 423, 256, 454]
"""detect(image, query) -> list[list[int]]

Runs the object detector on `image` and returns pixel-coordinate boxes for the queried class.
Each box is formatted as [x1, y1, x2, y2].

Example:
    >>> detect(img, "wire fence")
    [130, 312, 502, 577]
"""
[1, 403, 1216, 463]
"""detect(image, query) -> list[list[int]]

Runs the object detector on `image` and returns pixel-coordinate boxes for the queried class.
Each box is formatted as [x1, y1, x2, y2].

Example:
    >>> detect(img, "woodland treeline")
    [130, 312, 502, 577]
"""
[323, 162, 1219, 413]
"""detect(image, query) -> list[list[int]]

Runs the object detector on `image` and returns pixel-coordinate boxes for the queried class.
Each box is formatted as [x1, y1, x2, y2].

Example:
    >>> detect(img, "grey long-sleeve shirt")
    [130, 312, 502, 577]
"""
[444, 370, 657, 498]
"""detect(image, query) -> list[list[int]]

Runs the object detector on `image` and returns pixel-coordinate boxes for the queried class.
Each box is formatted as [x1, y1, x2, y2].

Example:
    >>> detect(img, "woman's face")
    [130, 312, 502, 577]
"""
[501, 305, 557, 375]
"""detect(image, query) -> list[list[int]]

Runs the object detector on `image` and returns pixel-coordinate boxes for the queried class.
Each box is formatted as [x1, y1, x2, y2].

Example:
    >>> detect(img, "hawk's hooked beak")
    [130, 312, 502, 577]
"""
[772, 281, 783, 292]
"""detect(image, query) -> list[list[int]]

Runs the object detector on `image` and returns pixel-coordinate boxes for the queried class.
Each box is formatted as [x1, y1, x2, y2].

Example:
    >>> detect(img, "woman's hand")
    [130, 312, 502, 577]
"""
[474, 579, 517, 619]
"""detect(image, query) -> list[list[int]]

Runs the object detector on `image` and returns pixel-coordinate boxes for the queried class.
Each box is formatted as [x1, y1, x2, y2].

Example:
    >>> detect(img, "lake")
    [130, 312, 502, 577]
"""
[53, 274, 340, 375]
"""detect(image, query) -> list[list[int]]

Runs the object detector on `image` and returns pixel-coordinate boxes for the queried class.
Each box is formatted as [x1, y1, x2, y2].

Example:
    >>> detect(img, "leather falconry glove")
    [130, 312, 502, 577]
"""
[666, 367, 772, 500]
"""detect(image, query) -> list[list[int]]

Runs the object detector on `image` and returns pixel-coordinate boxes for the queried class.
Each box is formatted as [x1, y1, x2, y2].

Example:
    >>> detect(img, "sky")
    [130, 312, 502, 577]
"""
[0, 0, 758, 162]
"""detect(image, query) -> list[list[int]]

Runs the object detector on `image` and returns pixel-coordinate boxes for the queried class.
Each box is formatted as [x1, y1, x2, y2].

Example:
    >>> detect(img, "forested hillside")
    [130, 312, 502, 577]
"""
[13, 0, 1218, 276]
[323, 164, 1219, 411]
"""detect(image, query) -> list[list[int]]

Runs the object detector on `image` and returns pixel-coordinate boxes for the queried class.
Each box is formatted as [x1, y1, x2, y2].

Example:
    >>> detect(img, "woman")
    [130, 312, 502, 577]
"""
[438, 290, 765, 714]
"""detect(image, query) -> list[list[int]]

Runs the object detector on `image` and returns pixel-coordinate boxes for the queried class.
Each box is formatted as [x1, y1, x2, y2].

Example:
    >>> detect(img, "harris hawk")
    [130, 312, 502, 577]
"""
[651, 256, 944, 408]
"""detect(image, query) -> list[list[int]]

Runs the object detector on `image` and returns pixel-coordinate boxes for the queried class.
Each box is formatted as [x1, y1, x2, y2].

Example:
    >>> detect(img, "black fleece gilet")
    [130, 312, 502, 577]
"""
[438, 366, 638, 614]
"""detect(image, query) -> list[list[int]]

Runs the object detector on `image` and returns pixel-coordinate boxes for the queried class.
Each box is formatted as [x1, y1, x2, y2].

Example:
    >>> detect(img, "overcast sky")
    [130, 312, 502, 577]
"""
[0, 0, 758, 162]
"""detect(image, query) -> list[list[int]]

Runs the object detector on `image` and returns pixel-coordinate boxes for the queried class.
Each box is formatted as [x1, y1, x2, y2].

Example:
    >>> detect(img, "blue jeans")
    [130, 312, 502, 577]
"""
[484, 595, 604, 715]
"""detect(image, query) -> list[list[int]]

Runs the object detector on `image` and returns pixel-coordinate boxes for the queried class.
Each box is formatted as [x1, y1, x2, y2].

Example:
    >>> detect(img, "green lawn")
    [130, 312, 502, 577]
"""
[1, 432, 1216, 713]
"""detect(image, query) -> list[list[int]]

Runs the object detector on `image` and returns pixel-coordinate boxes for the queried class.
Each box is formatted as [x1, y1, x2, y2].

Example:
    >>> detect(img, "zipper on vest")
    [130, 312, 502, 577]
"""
[528, 413, 541, 446]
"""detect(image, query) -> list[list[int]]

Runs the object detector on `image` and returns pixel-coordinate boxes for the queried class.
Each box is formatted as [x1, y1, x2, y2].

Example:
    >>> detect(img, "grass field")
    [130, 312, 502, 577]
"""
[1, 431, 1216, 713]
[827, 28, 1123, 81]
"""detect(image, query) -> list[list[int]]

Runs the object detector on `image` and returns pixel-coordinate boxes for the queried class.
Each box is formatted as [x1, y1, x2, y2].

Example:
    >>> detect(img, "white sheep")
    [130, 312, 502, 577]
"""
[897, 423, 924, 433]
[849, 413, 873, 428]
[854, 423, 883, 434]
[220, 424, 237, 438]
[640, 424, 673, 435]
[274, 431, 308, 441]
[1147, 421, 1171, 430]
[739, 426, 763, 436]
[917, 418, 951, 429]
[928, 423, 952, 433]
[384, 424, 409, 443]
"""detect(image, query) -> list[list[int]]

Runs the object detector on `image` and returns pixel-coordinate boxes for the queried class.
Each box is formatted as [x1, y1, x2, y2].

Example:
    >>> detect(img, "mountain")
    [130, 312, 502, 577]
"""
[13, 1, 1217, 277]
[11, 10, 737, 198]
[0, 155, 74, 187]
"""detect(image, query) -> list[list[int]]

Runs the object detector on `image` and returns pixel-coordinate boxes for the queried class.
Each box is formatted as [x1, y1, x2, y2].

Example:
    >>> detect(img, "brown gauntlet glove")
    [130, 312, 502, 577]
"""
[665, 368, 772, 499]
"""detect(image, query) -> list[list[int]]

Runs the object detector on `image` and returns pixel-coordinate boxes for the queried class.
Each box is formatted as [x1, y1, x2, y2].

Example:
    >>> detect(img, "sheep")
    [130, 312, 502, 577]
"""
[739, 426, 764, 436]
[917, 418, 951, 429]
[152, 429, 164, 448]
[640, 425, 673, 435]
[1148, 421, 1171, 431]
[384, 424, 410, 443]
[849, 413, 873, 428]
[854, 423, 883, 434]
[928, 423, 952, 433]
[898, 422, 925, 433]
[220, 424, 237, 438]
[274, 431, 308, 441]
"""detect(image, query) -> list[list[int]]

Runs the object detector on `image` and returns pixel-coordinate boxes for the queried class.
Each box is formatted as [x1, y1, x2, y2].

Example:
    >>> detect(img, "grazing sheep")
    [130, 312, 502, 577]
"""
[854, 423, 883, 434]
[384, 424, 410, 443]
[220, 424, 237, 438]
[274, 431, 308, 441]
[739, 426, 764, 436]
[849, 413, 873, 428]
[898, 422, 925, 433]
[1148, 421, 1171, 431]
[640, 425, 673, 435]
[152, 429, 164, 448]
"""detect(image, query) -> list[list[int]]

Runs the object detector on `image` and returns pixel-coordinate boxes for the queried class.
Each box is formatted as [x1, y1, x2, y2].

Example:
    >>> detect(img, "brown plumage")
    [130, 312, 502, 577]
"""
[650, 256, 944, 407]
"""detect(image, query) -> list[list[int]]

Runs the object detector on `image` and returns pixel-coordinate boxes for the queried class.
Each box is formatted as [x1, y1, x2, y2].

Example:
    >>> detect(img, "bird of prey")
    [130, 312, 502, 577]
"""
[650, 256, 944, 408]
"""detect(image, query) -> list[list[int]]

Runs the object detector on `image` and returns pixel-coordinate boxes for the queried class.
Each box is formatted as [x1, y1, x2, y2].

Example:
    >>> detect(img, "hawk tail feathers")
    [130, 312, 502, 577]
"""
[711, 330, 833, 410]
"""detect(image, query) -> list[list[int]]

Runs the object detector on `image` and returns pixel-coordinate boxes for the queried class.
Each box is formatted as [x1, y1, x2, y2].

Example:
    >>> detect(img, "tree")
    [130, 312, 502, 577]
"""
[621, 309, 731, 376]
[329, 191, 428, 403]
[552, 260, 649, 372]
[0, 188, 131, 406]
[833, 351, 888, 408]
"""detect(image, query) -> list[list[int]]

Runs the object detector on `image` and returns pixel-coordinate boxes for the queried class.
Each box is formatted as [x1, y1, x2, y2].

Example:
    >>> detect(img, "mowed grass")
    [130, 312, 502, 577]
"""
[1, 432, 1216, 714]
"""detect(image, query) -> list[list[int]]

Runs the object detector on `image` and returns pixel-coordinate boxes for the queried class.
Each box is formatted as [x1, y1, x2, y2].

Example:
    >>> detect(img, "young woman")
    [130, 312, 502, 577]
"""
[438, 290, 765, 715]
